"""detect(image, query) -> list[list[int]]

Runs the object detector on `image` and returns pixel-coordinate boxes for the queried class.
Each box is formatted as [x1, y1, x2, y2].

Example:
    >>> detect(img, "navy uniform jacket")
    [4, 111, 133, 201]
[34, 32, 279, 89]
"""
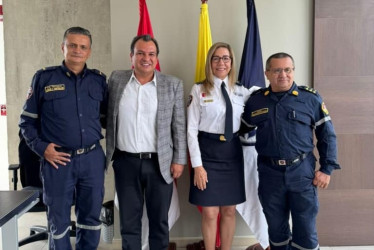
[242, 82, 340, 175]
[19, 62, 108, 157]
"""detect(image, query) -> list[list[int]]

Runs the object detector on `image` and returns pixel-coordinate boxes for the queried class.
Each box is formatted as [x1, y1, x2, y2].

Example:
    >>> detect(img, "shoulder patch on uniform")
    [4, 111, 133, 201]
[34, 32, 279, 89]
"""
[250, 87, 267, 96]
[321, 102, 329, 115]
[91, 69, 107, 79]
[235, 81, 243, 86]
[298, 85, 317, 95]
[187, 95, 193, 108]
[26, 87, 33, 99]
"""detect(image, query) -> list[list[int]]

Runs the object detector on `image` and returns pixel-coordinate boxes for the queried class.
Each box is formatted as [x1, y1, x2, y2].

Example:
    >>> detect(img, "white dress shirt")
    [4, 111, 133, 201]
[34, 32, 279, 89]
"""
[187, 76, 259, 167]
[116, 72, 158, 153]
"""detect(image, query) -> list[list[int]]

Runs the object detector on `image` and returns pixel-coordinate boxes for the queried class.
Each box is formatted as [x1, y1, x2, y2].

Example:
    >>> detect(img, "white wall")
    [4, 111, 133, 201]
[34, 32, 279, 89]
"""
[110, 0, 313, 240]
[0, 0, 9, 190]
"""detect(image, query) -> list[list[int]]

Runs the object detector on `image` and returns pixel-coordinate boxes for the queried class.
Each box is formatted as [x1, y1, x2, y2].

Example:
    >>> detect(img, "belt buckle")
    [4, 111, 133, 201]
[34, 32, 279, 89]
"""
[278, 159, 286, 166]
[140, 153, 151, 159]
[76, 148, 85, 155]
[219, 135, 226, 142]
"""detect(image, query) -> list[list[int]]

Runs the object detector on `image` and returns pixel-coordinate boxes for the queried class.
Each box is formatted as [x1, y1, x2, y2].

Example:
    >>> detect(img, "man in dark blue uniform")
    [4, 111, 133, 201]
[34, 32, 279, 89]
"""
[242, 52, 340, 250]
[19, 26, 108, 250]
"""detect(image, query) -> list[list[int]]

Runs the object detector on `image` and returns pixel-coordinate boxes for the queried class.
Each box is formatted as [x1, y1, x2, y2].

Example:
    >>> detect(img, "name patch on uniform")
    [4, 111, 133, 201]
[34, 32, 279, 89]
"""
[45, 84, 65, 93]
[234, 92, 243, 97]
[251, 108, 268, 117]
[203, 99, 214, 103]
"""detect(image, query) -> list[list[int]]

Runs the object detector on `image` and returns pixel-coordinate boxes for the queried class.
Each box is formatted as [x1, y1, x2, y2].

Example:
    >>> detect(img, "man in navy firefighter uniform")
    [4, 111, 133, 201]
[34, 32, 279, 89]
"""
[19, 27, 108, 250]
[242, 52, 340, 250]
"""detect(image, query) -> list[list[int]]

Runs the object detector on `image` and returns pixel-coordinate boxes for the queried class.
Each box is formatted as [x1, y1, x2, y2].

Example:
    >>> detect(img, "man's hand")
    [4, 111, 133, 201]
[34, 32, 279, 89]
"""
[193, 166, 208, 191]
[170, 163, 184, 179]
[44, 143, 71, 169]
[313, 171, 331, 189]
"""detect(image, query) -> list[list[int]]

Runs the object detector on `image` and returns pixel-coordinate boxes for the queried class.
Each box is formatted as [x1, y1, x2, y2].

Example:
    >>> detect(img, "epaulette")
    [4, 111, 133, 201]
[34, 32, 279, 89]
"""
[90, 69, 107, 79]
[298, 85, 317, 95]
[251, 87, 267, 96]
[195, 81, 203, 85]
[235, 81, 243, 86]
[36, 66, 59, 73]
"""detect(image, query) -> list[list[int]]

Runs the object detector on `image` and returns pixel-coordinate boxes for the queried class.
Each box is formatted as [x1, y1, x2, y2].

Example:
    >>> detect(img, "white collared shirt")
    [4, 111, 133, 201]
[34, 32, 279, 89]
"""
[116, 72, 158, 153]
[187, 76, 259, 167]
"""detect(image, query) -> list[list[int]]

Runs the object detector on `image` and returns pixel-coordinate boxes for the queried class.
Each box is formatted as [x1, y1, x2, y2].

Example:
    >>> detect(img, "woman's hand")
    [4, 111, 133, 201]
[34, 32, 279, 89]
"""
[194, 166, 208, 190]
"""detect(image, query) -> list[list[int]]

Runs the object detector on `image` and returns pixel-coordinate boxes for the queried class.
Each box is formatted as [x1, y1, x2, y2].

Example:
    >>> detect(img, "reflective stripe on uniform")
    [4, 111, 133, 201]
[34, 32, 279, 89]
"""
[52, 226, 70, 240]
[291, 242, 319, 250]
[241, 118, 256, 129]
[315, 116, 331, 127]
[21, 110, 38, 119]
[76, 222, 102, 230]
[270, 237, 291, 247]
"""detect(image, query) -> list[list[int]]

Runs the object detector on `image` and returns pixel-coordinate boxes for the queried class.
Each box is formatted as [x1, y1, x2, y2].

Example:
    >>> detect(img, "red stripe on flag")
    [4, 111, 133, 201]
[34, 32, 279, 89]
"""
[137, 0, 160, 71]
[0, 5, 3, 22]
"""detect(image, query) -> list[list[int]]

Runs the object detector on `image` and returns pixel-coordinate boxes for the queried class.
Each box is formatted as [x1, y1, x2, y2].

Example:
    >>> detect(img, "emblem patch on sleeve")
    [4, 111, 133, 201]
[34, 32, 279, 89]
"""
[321, 102, 329, 115]
[187, 95, 193, 107]
[26, 87, 33, 99]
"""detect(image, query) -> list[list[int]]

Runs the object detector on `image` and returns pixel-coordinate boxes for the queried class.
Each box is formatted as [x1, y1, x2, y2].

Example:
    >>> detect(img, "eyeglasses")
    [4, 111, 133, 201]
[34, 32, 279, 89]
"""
[268, 67, 294, 75]
[211, 56, 232, 63]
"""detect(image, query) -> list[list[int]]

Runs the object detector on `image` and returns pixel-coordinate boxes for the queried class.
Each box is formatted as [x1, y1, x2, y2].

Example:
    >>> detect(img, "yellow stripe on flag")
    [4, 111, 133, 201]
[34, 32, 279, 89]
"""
[194, 2, 212, 83]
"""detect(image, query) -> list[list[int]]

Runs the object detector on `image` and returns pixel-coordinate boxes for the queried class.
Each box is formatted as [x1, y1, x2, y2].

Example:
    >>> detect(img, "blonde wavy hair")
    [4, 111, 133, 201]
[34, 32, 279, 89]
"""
[201, 42, 236, 95]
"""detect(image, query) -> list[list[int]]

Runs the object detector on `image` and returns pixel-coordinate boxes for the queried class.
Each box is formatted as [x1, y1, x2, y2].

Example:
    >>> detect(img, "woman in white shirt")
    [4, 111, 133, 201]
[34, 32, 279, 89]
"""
[187, 42, 258, 250]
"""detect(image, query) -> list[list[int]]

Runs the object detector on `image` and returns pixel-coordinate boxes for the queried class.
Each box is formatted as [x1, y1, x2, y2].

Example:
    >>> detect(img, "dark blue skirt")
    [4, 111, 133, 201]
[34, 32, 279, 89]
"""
[189, 132, 245, 206]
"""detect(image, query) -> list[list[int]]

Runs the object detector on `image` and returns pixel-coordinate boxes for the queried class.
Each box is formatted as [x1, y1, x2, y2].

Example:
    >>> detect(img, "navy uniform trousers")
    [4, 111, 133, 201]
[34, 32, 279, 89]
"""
[42, 147, 105, 250]
[113, 152, 173, 250]
[258, 153, 319, 250]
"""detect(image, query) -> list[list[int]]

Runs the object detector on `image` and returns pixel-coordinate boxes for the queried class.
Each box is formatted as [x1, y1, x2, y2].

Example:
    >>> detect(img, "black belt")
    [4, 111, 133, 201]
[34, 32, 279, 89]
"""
[118, 150, 157, 159]
[56, 142, 99, 157]
[259, 152, 309, 166]
[199, 131, 239, 142]
[241, 142, 256, 147]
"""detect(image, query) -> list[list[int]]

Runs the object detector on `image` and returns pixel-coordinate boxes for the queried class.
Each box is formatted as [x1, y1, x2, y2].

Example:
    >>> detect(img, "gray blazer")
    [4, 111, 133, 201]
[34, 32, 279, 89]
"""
[106, 70, 187, 184]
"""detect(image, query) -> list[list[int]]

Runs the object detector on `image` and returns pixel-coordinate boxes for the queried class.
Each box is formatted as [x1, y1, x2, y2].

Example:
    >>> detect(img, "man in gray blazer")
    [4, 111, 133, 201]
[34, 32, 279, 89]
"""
[106, 34, 187, 250]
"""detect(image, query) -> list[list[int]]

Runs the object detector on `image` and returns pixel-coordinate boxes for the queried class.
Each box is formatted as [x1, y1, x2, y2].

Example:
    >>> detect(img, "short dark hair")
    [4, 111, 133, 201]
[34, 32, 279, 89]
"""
[266, 52, 294, 71]
[63, 27, 92, 46]
[130, 34, 159, 55]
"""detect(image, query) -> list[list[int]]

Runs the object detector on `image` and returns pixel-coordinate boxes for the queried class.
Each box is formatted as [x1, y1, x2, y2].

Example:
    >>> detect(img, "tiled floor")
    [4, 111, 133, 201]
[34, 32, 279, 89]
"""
[2, 211, 373, 250]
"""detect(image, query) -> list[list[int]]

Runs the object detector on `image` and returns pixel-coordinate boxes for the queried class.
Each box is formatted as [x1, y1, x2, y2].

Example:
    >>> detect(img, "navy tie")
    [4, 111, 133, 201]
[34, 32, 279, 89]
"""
[221, 82, 233, 141]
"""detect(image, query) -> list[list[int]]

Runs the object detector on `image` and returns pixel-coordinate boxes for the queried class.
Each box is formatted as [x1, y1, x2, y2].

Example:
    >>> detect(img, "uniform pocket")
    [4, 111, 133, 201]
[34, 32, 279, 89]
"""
[43, 89, 68, 117]
[288, 109, 312, 126]
[288, 109, 313, 144]
[88, 85, 104, 118]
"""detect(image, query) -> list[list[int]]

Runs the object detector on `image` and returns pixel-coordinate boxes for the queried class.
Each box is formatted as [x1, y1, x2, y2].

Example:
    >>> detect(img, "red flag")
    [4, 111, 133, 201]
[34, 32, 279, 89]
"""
[0, 5, 3, 22]
[137, 0, 160, 71]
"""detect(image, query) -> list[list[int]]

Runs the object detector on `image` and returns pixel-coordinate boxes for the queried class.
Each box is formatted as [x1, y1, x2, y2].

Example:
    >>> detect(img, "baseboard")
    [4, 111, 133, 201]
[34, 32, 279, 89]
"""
[109, 236, 259, 248]
[169, 236, 258, 248]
